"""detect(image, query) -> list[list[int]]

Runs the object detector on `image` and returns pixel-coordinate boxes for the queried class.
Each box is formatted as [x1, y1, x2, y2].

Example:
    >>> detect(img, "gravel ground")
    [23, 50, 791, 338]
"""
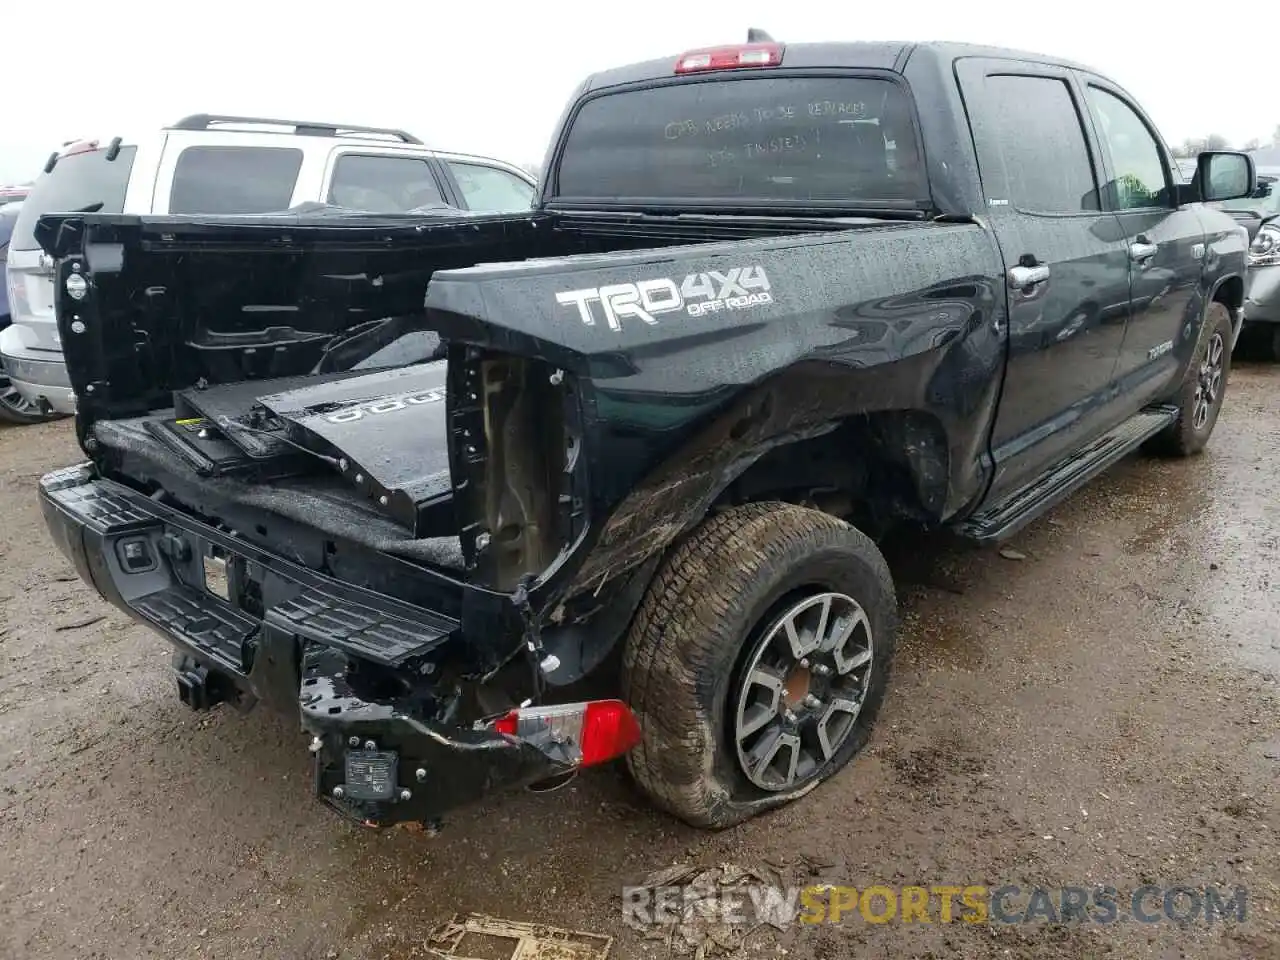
[1, 363, 1277, 960]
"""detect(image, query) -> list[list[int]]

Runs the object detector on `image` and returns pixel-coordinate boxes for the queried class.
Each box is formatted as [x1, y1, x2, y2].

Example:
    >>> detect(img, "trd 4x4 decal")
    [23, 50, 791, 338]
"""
[555, 266, 773, 331]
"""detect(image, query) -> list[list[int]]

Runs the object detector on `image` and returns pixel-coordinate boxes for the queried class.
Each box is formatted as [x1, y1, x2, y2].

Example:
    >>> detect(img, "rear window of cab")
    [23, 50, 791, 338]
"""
[554, 75, 926, 207]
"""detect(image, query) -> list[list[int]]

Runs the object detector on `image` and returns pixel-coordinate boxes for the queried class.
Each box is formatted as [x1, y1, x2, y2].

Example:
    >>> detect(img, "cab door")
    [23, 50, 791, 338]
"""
[956, 59, 1132, 502]
[1076, 76, 1208, 405]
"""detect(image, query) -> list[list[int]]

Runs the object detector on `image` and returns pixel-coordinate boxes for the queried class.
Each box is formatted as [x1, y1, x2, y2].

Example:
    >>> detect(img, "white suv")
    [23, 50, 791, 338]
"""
[1, 114, 537, 416]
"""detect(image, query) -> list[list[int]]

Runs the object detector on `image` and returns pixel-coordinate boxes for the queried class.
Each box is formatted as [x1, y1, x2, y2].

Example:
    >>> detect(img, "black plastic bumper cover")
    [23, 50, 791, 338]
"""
[38, 466, 572, 825]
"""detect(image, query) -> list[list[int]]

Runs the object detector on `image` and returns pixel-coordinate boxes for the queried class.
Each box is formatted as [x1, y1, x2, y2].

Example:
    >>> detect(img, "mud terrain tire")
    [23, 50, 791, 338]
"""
[621, 501, 896, 829]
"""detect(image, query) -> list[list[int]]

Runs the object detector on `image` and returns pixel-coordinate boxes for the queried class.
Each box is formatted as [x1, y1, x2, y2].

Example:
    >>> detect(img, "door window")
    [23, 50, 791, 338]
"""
[446, 161, 534, 213]
[977, 75, 1099, 214]
[1085, 87, 1171, 210]
[169, 146, 303, 214]
[326, 154, 444, 212]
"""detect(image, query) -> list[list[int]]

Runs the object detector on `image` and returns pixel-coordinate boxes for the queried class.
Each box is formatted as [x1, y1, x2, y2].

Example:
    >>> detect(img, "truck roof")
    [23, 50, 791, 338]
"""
[579, 41, 1102, 93]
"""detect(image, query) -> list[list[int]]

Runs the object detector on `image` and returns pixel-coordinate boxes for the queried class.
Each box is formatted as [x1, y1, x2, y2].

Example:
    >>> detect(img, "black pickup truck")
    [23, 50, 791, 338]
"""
[36, 38, 1253, 831]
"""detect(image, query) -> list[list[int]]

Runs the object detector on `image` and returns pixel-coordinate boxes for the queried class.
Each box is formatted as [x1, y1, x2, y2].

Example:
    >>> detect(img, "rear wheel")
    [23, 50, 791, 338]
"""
[0, 357, 64, 425]
[621, 502, 897, 829]
[1147, 302, 1232, 457]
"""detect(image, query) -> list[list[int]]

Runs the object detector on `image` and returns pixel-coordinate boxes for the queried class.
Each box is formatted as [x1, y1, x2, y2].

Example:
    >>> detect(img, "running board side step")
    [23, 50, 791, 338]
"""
[956, 405, 1178, 544]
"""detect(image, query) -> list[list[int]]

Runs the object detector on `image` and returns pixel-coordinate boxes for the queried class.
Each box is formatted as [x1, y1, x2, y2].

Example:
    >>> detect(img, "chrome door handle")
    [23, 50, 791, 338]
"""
[1129, 241, 1158, 263]
[1007, 264, 1050, 289]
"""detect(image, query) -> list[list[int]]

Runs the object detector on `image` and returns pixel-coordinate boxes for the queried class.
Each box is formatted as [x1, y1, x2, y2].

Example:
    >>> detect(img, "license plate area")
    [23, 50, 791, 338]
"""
[203, 550, 230, 600]
[24, 274, 55, 318]
[344, 750, 399, 801]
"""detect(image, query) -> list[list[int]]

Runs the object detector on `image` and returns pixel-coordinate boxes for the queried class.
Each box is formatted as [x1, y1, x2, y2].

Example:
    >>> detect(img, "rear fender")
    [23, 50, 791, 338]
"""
[560, 359, 953, 601]
[534, 402, 949, 678]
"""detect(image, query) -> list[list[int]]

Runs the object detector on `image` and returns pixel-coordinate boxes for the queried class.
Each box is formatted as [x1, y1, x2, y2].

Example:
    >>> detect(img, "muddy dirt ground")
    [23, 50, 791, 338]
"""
[2, 363, 1278, 960]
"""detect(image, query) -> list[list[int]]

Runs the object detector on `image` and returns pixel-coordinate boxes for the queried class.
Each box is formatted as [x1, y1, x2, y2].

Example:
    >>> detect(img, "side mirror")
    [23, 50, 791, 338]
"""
[1197, 151, 1256, 202]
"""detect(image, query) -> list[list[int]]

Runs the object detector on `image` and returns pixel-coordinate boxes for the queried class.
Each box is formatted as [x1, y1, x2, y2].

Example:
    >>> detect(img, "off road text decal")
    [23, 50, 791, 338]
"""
[321, 388, 447, 424]
[555, 266, 773, 331]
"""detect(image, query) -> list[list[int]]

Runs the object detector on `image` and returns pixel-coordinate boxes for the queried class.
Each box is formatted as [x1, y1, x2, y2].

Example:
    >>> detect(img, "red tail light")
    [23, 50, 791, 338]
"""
[578, 700, 643, 766]
[492, 698, 642, 767]
[675, 43, 784, 74]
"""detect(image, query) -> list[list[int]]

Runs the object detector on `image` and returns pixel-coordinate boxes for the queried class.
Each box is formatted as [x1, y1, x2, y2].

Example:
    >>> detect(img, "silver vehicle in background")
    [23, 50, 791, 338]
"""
[1233, 169, 1280, 356]
[1, 198, 60, 423]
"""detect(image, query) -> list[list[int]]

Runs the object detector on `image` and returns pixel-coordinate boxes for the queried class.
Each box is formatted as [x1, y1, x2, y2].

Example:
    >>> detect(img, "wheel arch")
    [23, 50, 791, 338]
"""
[1209, 273, 1245, 346]
[563, 400, 952, 595]
[712, 408, 952, 534]
[544, 405, 947, 683]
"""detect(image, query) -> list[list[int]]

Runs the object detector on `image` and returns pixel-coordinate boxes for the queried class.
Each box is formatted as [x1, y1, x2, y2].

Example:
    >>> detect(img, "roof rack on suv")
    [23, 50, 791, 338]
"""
[168, 114, 424, 145]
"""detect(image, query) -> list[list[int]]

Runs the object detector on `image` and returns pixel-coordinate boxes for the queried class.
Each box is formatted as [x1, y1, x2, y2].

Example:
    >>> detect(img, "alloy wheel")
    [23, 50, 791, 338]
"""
[1192, 332, 1225, 431]
[733, 591, 874, 792]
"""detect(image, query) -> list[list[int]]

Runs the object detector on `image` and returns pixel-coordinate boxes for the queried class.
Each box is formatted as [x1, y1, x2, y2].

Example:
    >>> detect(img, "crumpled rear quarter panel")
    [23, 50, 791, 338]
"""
[425, 220, 1007, 598]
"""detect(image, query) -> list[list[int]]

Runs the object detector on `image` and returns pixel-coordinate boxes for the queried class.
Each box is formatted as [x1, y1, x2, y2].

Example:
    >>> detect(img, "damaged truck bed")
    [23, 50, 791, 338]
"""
[36, 37, 1251, 830]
